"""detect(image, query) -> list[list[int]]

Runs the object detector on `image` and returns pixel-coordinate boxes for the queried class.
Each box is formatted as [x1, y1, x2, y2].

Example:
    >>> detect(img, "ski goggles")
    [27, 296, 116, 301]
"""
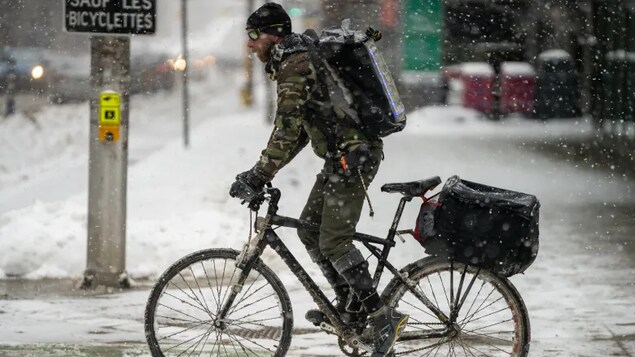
[247, 24, 285, 40]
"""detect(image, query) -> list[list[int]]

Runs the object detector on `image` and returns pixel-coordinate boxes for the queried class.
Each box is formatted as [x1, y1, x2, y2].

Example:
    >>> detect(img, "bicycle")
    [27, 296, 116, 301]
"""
[144, 176, 531, 356]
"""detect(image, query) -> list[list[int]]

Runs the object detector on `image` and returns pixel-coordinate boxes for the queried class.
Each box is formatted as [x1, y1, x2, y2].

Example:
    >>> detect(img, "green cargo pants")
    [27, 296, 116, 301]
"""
[297, 148, 382, 262]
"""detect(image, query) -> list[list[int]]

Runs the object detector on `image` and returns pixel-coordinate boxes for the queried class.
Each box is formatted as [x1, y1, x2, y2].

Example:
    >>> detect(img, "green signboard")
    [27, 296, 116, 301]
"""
[403, 0, 441, 71]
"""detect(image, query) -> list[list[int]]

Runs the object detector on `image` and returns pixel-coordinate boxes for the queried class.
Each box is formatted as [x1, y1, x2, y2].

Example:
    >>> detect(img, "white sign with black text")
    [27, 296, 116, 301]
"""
[64, 0, 156, 35]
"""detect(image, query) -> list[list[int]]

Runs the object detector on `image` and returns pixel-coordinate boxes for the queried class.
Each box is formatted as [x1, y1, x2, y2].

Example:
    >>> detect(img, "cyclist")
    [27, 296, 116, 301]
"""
[229, 3, 407, 356]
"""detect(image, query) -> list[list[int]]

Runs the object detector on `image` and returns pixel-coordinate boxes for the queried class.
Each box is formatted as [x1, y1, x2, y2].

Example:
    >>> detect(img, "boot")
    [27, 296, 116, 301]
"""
[334, 249, 408, 357]
[305, 251, 361, 327]
[333, 249, 383, 315]
[368, 306, 409, 357]
[304, 266, 348, 326]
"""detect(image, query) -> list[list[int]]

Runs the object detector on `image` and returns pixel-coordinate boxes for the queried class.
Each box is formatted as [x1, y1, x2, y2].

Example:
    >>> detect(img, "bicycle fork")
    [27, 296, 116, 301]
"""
[216, 221, 269, 322]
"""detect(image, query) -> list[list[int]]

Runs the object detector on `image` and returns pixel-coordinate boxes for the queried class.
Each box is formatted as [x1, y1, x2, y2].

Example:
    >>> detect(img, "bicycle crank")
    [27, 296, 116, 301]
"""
[338, 336, 372, 357]
[319, 321, 338, 335]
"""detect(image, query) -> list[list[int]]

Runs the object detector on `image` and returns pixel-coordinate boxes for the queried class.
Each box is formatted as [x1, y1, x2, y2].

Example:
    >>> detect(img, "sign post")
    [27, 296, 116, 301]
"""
[64, 0, 156, 289]
[181, 0, 190, 148]
[84, 36, 131, 289]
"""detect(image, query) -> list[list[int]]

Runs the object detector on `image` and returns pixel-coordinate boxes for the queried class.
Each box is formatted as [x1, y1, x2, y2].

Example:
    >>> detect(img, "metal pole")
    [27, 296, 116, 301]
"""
[4, 58, 16, 117]
[83, 35, 131, 289]
[241, 0, 255, 107]
[264, 0, 275, 123]
[182, 0, 190, 148]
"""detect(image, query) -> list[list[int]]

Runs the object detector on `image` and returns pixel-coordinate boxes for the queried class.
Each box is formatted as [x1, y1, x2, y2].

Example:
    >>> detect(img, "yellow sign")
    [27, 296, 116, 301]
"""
[100, 92, 120, 107]
[99, 92, 121, 141]
[99, 125, 120, 142]
[100, 107, 120, 125]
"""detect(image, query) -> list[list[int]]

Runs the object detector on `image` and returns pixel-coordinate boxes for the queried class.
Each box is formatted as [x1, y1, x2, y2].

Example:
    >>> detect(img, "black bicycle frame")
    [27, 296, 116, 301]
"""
[221, 188, 452, 342]
[270, 195, 451, 325]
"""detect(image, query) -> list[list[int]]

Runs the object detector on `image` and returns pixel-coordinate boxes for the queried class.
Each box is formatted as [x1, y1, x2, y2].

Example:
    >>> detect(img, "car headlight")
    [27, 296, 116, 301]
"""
[31, 65, 44, 80]
[173, 55, 187, 72]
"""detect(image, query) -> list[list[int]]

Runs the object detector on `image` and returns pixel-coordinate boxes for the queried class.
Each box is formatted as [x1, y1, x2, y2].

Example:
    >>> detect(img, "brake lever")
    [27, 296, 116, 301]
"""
[246, 187, 268, 211]
[247, 199, 261, 212]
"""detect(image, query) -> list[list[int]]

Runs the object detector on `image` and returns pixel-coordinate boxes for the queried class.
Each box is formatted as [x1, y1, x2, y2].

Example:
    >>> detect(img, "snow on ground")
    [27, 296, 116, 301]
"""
[1, 77, 635, 356]
[1, 1, 635, 354]
[0, 97, 611, 280]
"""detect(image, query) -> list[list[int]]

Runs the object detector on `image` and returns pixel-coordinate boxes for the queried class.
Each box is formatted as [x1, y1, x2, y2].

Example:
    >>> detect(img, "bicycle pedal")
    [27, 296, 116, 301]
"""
[305, 309, 328, 327]
[350, 337, 373, 352]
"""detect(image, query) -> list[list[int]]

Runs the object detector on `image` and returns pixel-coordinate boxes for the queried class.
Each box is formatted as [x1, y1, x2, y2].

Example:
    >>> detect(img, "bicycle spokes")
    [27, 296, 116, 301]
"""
[386, 258, 529, 356]
[146, 249, 293, 356]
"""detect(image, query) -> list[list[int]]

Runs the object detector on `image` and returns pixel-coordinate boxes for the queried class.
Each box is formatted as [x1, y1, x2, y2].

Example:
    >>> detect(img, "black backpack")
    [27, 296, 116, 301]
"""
[303, 19, 406, 139]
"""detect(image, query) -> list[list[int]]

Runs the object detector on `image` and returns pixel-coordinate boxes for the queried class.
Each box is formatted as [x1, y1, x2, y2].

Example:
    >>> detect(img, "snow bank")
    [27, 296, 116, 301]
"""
[539, 49, 571, 60]
[460, 62, 494, 76]
[501, 61, 535, 76]
[405, 105, 592, 139]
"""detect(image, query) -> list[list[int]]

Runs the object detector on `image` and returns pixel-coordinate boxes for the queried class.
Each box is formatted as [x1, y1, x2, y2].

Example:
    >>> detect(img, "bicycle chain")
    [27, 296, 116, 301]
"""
[394, 340, 449, 356]
[338, 336, 449, 357]
[335, 321, 449, 356]
[332, 318, 456, 356]
[393, 328, 452, 356]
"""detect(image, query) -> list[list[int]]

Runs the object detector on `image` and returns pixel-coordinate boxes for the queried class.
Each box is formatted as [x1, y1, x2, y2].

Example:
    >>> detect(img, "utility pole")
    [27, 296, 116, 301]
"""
[181, 0, 190, 148]
[84, 35, 132, 289]
[241, 0, 255, 107]
[4, 57, 16, 117]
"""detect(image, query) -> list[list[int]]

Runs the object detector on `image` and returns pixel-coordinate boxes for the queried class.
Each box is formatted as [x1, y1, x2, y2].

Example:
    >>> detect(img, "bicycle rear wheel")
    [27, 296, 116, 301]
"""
[144, 248, 293, 356]
[382, 256, 530, 357]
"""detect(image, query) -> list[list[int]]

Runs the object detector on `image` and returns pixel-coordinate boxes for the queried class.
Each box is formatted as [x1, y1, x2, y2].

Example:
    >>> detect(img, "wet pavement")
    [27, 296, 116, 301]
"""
[1, 120, 635, 356]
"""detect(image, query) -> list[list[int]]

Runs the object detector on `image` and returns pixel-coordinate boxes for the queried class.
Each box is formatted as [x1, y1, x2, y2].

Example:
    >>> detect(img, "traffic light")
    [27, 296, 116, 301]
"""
[289, 7, 303, 16]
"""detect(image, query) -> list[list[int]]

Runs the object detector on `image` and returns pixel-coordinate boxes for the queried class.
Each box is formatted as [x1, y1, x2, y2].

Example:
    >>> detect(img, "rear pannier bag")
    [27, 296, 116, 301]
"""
[420, 176, 540, 277]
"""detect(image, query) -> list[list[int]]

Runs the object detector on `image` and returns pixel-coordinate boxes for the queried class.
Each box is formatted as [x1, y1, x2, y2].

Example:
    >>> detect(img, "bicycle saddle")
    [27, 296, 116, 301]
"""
[381, 176, 442, 197]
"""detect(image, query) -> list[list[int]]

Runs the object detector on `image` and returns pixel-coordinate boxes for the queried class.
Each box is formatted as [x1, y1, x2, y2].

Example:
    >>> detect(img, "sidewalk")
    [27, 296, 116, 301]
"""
[2, 114, 635, 356]
[0, 278, 152, 356]
[0, 278, 148, 300]
[0, 278, 331, 357]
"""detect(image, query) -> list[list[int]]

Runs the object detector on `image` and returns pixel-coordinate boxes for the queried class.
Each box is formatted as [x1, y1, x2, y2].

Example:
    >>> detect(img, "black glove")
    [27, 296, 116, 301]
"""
[341, 143, 372, 171]
[229, 167, 268, 201]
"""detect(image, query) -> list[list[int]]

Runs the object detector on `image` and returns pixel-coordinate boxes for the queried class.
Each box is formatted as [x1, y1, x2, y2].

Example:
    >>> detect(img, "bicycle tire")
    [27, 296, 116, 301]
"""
[382, 256, 530, 357]
[144, 248, 293, 356]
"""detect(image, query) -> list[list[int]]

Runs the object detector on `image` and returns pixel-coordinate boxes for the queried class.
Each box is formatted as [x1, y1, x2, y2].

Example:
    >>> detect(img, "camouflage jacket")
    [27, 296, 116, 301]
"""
[254, 33, 382, 181]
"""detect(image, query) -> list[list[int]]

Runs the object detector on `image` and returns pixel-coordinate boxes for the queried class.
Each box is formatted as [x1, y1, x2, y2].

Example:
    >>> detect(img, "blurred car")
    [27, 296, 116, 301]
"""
[47, 52, 91, 104]
[48, 51, 176, 104]
[0, 47, 51, 94]
[131, 52, 175, 95]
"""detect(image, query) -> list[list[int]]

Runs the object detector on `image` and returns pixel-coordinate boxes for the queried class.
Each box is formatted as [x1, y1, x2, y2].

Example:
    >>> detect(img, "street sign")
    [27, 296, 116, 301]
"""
[99, 91, 121, 141]
[403, 0, 441, 71]
[64, 0, 156, 35]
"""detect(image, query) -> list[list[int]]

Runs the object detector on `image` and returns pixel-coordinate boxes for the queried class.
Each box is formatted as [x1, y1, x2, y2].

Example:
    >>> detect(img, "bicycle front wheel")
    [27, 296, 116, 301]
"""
[144, 248, 293, 356]
[383, 256, 530, 357]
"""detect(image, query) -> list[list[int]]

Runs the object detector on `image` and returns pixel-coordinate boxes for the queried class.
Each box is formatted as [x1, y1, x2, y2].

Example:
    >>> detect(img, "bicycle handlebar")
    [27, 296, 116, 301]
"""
[246, 183, 281, 213]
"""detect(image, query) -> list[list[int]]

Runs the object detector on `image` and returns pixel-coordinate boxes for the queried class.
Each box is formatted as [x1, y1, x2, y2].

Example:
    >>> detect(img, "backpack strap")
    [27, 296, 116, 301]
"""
[303, 32, 360, 124]
[302, 33, 341, 158]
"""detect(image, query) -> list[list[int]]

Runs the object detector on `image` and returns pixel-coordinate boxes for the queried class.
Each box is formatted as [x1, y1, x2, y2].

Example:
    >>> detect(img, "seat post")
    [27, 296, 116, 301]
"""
[372, 196, 413, 286]
[385, 196, 413, 244]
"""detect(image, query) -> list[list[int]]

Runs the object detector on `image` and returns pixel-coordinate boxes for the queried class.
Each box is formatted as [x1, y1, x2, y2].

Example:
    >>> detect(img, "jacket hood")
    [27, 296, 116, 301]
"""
[265, 33, 311, 80]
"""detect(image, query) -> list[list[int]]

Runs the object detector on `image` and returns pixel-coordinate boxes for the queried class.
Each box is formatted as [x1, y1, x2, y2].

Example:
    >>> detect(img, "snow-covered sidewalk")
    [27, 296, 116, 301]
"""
[1, 79, 635, 355]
